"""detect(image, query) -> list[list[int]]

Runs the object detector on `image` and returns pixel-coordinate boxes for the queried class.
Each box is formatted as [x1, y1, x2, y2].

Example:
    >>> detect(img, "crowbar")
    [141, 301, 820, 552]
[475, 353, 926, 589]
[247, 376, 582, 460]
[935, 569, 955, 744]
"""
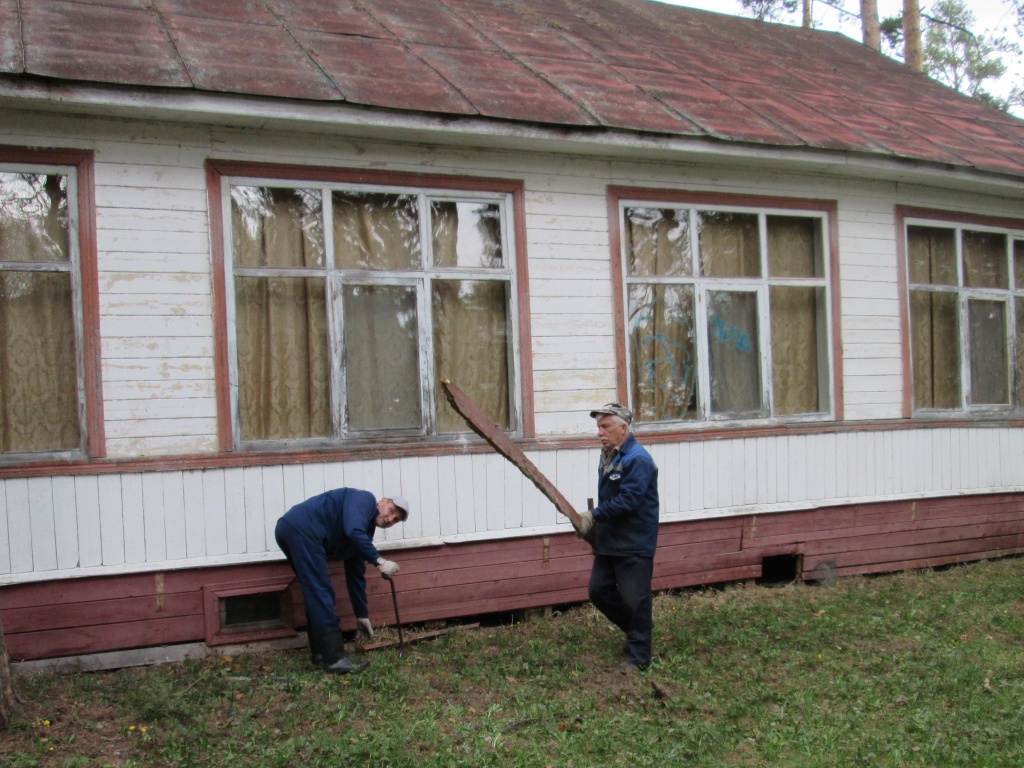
[383, 573, 405, 655]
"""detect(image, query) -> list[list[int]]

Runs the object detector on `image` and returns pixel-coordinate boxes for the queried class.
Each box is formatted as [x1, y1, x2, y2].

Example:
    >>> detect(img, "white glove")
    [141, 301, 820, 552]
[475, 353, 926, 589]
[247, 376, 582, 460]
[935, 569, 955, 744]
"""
[376, 558, 400, 578]
[576, 510, 594, 537]
[356, 617, 374, 639]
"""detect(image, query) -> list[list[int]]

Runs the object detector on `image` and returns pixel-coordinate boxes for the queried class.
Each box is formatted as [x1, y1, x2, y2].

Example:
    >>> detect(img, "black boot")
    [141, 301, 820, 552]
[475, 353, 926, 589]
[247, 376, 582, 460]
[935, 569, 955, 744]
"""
[318, 628, 370, 675]
[307, 630, 323, 668]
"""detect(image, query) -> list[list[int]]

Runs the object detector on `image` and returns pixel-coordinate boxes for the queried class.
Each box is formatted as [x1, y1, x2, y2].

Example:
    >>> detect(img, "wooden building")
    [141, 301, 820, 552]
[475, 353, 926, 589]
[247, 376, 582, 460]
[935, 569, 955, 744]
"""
[1, 0, 1024, 665]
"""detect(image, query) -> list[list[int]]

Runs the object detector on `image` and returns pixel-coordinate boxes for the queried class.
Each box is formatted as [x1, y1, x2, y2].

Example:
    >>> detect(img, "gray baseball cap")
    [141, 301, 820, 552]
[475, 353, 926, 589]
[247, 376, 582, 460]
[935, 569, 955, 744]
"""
[589, 403, 633, 424]
[390, 496, 411, 520]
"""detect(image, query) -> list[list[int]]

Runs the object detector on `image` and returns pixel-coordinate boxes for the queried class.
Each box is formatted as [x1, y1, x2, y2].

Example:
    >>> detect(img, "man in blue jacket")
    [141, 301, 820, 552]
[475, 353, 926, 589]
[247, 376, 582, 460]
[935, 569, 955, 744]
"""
[575, 403, 660, 672]
[275, 488, 410, 675]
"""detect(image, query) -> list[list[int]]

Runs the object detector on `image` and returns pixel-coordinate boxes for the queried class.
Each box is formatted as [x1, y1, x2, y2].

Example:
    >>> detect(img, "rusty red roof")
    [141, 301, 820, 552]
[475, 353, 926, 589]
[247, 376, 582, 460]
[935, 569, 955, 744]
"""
[3, 0, 1024, 179]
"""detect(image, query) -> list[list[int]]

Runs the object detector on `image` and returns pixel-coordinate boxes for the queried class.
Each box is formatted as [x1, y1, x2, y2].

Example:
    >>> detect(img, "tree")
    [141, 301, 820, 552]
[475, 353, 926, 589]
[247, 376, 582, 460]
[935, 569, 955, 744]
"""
[923, 0, 1018, 108]
[739, 0, 799, 23]
[903, 0, 924, 71]
[861, 0, 881, 50]
[0, 614, 22, 729]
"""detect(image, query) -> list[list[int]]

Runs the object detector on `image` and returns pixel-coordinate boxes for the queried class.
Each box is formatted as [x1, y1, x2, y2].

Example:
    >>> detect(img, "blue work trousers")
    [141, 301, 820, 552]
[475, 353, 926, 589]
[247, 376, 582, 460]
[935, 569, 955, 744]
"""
[588, 554, 654, 667]
[275, 517, 340, 632]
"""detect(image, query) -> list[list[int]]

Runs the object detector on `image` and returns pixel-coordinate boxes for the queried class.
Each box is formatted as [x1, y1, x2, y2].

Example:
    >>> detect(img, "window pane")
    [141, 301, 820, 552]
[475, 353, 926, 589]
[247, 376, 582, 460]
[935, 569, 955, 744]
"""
[1014, 240, 1024, 290]
[628, 284, 697, 422]
[767, 215, 821, 277]
[770, 286, 824, 415]
[235, 276, 330, 440]
[910, 290, 960, 409]
[431, 202, 503, 268]
[625, 207, 691, 277]
[698, 212, 760, 278]
[963, 230, 1007, 289]
[967, 299, 1008, 405]
[333, 191, 420, 270]
[0, 271, 78, 452]
[708, 291, 762, 414]
[908, 226, 956, 286]
[343, 284, 421, 431]
[231, 187, 323, 268]
[0, 173, 69, 264]
[433, 280, 509, 432]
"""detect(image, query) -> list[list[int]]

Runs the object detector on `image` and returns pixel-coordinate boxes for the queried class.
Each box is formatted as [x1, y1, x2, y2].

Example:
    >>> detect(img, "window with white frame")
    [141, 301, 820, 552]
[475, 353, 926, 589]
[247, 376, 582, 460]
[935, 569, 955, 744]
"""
[619, 202, 832, 425]
[225, 180, 518, 446]
[0, 167, 85, 456]
[906, 221, 1024, 412]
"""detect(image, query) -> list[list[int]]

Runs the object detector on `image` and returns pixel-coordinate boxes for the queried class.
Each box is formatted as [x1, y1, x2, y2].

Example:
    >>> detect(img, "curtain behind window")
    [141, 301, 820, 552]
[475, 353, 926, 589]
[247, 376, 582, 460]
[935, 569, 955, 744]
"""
[0, 173, 79, 453]
[232, 188, 330, 441]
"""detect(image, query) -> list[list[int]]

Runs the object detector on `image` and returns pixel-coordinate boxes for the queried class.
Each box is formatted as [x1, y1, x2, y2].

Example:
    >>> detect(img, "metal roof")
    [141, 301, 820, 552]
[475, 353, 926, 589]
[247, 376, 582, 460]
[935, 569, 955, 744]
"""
[4, 0, 1024, 179]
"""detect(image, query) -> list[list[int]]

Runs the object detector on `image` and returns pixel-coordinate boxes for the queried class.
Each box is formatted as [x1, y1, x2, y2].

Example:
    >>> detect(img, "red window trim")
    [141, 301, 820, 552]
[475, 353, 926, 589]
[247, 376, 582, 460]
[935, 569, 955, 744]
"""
[206, 160, 535, 451]
[0, 146, 105, 459]
[895, 205, 1024, 419]
[607, 186, 844, 423]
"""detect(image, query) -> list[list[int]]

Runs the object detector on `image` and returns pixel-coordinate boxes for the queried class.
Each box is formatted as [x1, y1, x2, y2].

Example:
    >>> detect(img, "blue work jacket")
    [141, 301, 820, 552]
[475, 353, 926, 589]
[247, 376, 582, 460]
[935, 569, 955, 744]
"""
[592, 435, 660, 558]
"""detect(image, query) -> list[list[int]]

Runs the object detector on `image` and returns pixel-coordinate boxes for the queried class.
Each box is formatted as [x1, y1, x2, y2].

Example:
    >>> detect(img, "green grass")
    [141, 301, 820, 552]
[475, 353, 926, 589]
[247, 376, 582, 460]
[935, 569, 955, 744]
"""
[4, 556, 1024, 767]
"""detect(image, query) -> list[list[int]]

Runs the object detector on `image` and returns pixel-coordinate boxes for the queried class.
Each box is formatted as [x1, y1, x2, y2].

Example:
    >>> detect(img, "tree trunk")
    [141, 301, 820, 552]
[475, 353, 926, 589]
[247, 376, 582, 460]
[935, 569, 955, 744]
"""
[0, 614, 23, 730]
[802, 0, 812, 28]
[903, 0, 924, 72]
[861, 0, 881, 50]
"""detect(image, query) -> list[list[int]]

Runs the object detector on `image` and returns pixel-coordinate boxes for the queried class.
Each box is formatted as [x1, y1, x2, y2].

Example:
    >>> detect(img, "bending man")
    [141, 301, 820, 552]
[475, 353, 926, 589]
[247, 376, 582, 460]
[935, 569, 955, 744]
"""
[275, 488, 409, 674]
[576, 403, 660, 672]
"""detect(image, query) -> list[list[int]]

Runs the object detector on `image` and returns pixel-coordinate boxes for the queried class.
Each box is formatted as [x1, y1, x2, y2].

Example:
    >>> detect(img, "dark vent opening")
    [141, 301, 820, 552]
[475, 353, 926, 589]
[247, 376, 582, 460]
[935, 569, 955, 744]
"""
[757, 554, 801, 586]
[221, 591, 286, 633]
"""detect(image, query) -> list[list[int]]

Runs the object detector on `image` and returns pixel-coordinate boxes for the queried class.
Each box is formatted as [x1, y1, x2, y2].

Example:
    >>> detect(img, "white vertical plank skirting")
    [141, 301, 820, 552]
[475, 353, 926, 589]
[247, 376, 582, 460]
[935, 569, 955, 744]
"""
[97, 474, 125, 566]
[28, 477, 57, 572]
[52, 476, 80, 570]
[242, 466, 266, 555]
[162, 471, 187, 561]
[121, 474, 146, 565]
[261, 465, 285, 553]
[182, 469, 206, 558]
[141, 473, 167, 562]
[3, 423, 1024, 581]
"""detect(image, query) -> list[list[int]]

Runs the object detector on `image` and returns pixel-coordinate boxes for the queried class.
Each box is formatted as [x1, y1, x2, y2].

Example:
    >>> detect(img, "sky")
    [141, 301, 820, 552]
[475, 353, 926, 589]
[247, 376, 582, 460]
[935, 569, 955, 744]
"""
[658, 0, 1022, 112]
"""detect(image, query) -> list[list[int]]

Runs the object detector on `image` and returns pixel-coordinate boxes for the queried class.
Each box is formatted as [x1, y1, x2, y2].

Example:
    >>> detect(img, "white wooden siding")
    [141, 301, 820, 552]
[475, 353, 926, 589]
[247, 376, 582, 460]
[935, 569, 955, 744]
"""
[3, 110, 1024, 583]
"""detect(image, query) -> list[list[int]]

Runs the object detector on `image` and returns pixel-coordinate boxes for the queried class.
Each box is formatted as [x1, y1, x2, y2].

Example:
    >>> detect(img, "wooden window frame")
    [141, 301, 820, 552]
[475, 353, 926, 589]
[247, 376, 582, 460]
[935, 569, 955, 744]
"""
[896, 206, 1024, 418]
[207, 161, 535, 452]
[0, 147, 104, 462]
[608, 186, 843, 429]
[203, 576, 296, 646]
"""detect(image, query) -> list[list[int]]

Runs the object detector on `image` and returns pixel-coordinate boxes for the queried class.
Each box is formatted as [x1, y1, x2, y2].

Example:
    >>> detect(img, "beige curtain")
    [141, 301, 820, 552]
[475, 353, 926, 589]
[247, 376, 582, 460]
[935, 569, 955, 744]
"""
[698, 212, 760, 278]
[343, 284, 421, 431]
[432, 280, 509, 432]
[910, 290, 960, 409]
[771, 286, 820, 415]
[231, 187, 329, 441]
[0, 173, 78, 452]
[767, 215, 818, 277]
[333, 191, 419, 270]
[628, 284, 697, 422]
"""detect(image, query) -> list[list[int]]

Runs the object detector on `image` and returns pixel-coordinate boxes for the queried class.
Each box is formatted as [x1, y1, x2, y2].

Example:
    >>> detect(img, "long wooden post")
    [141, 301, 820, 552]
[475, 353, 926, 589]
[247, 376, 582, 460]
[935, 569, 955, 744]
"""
[440, 379, 588, 533]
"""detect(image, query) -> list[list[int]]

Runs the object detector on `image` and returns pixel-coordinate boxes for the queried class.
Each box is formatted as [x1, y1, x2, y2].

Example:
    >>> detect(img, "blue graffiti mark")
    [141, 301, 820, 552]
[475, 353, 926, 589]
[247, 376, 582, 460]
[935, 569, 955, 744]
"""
[631, 297, 696, 420]
[710, 315, 752, 353]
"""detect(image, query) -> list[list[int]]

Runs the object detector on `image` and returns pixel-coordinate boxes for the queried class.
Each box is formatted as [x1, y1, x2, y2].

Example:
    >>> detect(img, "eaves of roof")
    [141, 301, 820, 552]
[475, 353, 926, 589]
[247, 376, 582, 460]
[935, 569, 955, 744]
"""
[2, 0, 1024, 191]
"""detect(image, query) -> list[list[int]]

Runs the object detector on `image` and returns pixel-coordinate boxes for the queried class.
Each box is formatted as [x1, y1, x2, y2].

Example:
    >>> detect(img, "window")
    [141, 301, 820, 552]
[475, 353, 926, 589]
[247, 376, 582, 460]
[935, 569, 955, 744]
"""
[222, 176, 519, 447]
[0, 162, 92, 458]
[617, 197, 833, 425]
[906, 219, 1024, 412]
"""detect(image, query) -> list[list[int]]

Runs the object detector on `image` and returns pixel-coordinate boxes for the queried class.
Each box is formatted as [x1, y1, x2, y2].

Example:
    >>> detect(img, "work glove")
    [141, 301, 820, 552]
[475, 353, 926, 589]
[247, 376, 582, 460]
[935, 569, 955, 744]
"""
[356, 617, 374, 640]
[575, 510, 595, 538]
[376, 558, 400, 578]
